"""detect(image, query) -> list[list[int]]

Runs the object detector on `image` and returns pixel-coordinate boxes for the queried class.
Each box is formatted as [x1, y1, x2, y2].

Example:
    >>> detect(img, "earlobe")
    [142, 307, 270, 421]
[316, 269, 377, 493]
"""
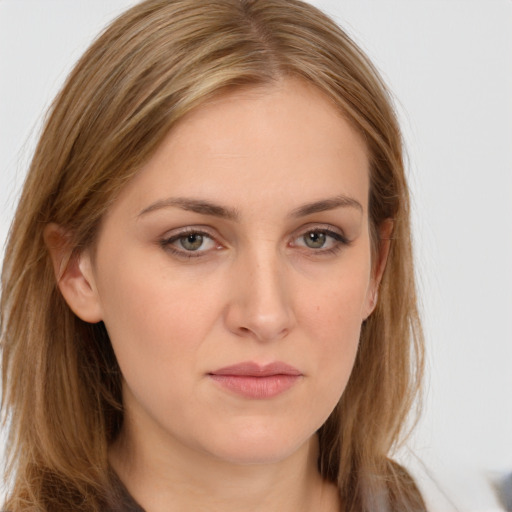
[44, 223, 103, 323]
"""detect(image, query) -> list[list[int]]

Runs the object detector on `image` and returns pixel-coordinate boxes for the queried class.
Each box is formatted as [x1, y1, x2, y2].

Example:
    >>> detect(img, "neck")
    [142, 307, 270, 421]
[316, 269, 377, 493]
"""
[109, 420, 340, 512]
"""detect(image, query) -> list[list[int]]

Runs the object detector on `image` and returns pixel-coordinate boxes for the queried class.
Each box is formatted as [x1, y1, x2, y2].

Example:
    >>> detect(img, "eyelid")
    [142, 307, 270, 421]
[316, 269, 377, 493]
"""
[159, 226, 223, 258]
[292, 223, 349, 241]
[289, 224, 351, 252]
[158, 223, 350, 260]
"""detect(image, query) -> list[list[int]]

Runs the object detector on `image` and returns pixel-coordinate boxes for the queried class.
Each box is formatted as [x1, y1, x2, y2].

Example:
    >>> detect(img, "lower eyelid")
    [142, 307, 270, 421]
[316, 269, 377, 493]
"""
[159, 227, 349, 257]
[293, 230, 348, 246]
[159, 229, 225, 258]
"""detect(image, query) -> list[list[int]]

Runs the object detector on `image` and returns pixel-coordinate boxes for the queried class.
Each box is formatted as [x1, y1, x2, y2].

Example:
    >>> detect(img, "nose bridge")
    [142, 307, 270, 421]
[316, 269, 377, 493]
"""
[225, 241, 294, 342]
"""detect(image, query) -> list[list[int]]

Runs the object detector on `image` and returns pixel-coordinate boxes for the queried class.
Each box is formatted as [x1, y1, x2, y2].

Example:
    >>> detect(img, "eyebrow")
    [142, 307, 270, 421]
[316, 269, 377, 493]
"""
[137, 194, 363, 220]
[138, 197, 239, 220]
[289, 195, 363, 217]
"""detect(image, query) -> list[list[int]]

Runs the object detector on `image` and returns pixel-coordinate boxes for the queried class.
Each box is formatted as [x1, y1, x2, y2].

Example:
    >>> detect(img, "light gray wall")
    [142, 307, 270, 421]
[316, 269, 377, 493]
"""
[1, 1, 511, 510]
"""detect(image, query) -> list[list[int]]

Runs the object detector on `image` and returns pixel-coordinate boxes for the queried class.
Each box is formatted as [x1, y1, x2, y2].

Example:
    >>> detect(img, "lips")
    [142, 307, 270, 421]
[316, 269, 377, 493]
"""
[208, 362, 302, 399]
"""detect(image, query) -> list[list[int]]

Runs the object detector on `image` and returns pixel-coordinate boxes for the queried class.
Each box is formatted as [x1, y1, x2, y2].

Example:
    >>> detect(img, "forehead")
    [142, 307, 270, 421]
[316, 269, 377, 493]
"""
[111, 78, 370, 218]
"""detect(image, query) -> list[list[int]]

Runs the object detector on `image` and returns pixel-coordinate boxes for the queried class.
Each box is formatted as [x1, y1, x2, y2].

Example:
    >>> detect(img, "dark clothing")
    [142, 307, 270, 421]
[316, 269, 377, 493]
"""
[106, 473, 145, 512]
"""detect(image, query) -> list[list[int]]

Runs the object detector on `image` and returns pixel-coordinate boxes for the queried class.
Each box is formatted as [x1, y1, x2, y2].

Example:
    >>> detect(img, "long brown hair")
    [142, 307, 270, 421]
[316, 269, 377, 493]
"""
[1, 1, 425, 510]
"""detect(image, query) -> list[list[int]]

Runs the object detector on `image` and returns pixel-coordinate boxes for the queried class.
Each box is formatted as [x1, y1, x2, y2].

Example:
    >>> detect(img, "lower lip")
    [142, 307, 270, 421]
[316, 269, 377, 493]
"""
[209, 374, 301, 399]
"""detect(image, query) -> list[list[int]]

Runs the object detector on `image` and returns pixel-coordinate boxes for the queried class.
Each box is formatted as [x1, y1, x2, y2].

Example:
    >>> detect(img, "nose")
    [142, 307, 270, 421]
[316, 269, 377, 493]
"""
[224, 249, 296, 343]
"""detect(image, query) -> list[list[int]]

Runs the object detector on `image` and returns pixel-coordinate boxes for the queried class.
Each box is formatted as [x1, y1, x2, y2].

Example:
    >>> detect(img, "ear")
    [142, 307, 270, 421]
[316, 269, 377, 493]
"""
[363, 219, 394, 320]
[44, 223, 103, 323]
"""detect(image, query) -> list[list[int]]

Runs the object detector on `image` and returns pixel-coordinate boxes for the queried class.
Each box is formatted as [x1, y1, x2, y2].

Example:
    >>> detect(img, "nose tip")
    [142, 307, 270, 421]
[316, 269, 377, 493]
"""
[224, 256, 295, 343]
[234, 312, 291, 342]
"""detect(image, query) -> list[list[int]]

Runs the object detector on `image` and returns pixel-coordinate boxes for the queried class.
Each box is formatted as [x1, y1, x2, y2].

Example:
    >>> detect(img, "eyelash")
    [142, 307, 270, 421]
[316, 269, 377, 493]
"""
[159, 226, 350, 259]
[291, 228, 350, 256]
[159, 228, 218, 259]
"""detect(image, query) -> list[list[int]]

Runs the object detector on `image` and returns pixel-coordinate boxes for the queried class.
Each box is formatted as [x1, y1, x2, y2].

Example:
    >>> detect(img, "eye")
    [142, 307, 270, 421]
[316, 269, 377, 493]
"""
[292, 227, 349, 254]
[160, 229, 219, 257]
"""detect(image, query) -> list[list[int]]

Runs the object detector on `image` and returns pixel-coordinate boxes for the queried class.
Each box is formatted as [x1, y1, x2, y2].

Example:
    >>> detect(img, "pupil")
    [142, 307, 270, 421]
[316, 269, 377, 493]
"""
[305, 232, 326, 248]
[181, 234, 203, 250]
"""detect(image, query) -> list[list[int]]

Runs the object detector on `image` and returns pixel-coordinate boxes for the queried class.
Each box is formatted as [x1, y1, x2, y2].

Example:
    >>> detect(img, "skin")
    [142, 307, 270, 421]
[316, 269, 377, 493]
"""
[48, 78, 390, 512]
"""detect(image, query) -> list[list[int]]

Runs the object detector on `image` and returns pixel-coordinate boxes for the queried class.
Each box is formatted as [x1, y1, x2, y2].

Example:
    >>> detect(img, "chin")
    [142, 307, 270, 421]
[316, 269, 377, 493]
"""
[196, 420, 315, 466]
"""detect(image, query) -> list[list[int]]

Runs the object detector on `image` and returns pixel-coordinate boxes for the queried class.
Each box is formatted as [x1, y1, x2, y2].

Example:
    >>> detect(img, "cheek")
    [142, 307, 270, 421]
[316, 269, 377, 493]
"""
[306, 294, 363, 379]
[300, 253, 370, 337]
[297, 257, 371, 396]
[95, 252, 223, 393]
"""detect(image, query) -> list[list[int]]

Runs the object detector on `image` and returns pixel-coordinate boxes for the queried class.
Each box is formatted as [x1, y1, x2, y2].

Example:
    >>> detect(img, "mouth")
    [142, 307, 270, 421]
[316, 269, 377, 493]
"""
[208, 361, 303, 399]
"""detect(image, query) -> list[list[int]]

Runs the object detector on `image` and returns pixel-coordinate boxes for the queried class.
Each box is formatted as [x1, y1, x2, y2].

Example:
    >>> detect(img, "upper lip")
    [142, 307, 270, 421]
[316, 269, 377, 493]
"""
[209, 361, 302, 377]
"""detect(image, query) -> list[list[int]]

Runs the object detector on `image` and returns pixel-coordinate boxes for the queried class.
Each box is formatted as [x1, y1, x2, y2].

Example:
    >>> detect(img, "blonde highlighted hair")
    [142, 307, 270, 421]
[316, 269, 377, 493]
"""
[1, 0, 425, 510]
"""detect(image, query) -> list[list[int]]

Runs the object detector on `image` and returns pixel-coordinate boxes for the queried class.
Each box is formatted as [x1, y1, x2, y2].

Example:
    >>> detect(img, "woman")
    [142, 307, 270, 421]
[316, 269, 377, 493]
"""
[1, 0, 425, 510]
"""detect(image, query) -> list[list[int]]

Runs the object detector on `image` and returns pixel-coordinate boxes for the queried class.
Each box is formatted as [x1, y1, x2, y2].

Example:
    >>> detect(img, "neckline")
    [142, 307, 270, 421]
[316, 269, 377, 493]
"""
[107, 469, 146, 512]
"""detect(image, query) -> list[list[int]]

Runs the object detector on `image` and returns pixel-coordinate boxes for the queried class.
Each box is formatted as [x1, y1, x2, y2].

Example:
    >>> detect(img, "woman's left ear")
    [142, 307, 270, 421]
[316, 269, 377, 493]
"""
[363, 219, 394, 319]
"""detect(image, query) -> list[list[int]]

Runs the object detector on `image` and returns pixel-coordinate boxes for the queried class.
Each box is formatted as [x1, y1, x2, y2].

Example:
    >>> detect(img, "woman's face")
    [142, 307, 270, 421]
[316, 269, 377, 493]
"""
[76, 78, 379, 465]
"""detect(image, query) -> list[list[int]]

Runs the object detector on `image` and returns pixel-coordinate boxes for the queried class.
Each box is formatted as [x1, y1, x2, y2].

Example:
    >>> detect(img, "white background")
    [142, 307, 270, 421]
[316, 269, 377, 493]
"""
[1, 1, 511, 510]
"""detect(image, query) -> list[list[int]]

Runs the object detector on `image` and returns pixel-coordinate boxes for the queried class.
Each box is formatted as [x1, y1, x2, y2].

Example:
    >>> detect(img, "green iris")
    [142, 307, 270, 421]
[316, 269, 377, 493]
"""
[180, 234, 204, 251]
[304, 231, 326, 249]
